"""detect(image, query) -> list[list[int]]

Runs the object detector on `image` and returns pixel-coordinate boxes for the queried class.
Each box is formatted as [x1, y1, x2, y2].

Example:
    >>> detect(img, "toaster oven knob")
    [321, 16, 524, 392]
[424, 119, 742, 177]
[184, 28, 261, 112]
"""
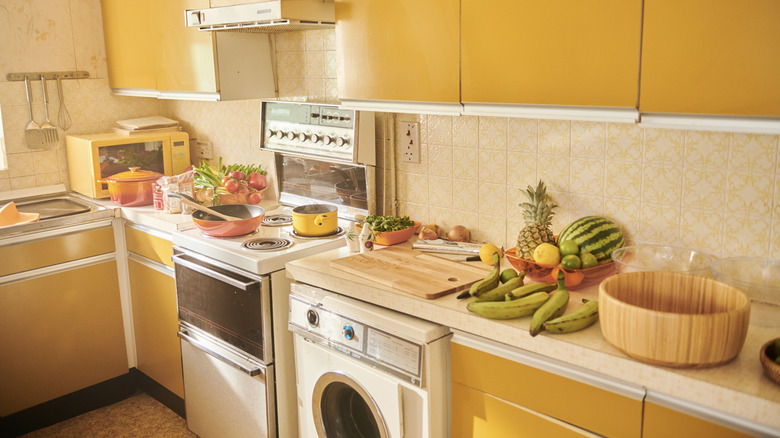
[343, 325, 355, 340]
[306, 309, 319, 327]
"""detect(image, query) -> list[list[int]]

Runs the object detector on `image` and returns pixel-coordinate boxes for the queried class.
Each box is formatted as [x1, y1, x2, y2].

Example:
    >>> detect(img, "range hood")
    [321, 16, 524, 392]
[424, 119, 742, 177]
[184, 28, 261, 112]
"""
[185, 0, 334, 32]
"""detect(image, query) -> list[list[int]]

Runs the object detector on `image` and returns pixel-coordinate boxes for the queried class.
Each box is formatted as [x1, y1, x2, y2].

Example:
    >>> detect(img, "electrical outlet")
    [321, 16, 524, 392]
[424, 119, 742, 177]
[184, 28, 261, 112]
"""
[400, 122, 420, 163]
[192, 140, 213, 160]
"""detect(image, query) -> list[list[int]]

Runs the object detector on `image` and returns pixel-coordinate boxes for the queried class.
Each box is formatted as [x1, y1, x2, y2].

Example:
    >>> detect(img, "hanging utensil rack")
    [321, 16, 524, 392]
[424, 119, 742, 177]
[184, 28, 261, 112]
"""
[6, 71, 89, 81]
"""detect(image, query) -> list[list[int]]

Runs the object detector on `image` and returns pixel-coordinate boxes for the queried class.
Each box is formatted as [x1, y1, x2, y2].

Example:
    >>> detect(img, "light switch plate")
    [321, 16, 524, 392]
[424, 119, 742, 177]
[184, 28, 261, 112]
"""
[400, 122, 419, 163]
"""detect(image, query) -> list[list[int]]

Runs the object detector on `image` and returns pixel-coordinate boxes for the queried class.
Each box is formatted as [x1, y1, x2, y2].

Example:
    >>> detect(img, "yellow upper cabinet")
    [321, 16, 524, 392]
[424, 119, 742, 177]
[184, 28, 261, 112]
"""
[461, 0, 643, 108]
[153, 0, 217, 93]
[640, 0, 780, 117]
[102, 0, 157, 90]
[336, 0, 460, 104]
[102, 0, 217, 93]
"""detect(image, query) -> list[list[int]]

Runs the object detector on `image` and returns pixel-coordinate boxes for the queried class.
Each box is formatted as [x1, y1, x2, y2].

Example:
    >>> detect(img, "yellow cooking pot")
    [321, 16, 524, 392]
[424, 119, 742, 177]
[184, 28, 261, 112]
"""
[292, 204, 338, 236]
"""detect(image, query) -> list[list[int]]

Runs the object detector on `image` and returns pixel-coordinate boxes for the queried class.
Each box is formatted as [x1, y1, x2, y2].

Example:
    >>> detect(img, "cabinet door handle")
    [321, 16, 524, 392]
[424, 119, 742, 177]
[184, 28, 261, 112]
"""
[178, 329, 264, 377]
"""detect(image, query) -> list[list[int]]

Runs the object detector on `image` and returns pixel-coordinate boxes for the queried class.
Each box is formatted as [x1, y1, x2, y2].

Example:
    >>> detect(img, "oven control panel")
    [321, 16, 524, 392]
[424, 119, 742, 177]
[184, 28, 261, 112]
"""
[260, 101, 375, 165]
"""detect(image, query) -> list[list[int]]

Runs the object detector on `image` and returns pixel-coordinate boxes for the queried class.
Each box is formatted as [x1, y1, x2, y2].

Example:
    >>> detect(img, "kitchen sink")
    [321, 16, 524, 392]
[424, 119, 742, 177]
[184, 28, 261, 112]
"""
[0, 192, 115, 238]
[15, 197, 94, 221]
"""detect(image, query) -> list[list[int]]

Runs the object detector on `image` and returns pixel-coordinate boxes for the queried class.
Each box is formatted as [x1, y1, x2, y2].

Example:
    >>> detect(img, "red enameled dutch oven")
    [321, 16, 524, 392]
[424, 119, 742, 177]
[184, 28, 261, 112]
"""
[101, 167, 162, 207]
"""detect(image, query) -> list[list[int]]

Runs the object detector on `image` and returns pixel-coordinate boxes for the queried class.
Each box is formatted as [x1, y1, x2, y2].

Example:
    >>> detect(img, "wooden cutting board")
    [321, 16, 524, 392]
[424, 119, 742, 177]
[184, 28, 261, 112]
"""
[329, 246, 489, 299]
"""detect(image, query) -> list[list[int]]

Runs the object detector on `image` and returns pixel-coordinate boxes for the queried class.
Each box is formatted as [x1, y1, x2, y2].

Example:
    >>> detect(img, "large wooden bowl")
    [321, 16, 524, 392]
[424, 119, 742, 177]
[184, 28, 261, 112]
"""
[599, 271, 751, 368]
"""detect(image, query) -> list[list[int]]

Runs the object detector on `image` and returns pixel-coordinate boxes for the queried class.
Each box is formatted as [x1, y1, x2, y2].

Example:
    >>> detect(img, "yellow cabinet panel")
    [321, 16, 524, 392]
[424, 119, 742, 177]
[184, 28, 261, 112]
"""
[453, 382, 594, 438]
[462, 0, 642, 107]
[451, 342, 642, 438]
[336, 0, 460, 103]
[0, 227, 115, 277]
[125, 226, 174, 267]
[129, 259, 183, 398]
[153, 0, 217, 93]
[101, 0, 157, 90]
[640, 1, 780, 117]
[643, 400, 755, 438]
[0, 262, 127, 416]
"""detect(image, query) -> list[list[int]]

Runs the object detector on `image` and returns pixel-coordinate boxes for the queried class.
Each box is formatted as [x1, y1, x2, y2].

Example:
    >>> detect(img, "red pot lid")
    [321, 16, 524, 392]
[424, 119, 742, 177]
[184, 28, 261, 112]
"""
[107, 167, 162, 183]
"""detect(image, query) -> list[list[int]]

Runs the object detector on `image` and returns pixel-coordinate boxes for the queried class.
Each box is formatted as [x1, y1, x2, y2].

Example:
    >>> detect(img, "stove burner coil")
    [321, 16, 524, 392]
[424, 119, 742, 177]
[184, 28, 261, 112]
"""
[262, 214, 293, 227]
[242, 237, 294, 251]
[288, 227, 346, 239]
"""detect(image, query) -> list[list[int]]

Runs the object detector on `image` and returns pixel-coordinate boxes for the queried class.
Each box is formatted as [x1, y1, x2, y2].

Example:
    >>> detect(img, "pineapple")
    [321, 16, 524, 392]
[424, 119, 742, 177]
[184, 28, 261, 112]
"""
[516, 180, 557, 260]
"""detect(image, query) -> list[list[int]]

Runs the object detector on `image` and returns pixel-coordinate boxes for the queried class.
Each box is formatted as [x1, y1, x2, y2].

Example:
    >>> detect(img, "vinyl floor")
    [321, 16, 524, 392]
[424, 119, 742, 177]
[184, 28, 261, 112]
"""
[20, 393, 195, 438]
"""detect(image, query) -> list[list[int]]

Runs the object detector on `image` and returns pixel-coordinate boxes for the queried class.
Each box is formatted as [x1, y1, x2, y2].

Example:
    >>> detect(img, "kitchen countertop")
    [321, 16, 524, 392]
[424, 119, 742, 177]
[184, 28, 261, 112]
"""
[286, 242, 780, 432]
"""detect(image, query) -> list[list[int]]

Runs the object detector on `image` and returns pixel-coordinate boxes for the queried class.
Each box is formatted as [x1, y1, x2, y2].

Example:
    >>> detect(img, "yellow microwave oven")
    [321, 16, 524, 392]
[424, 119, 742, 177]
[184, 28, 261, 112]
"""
[66, 131, 191, 199]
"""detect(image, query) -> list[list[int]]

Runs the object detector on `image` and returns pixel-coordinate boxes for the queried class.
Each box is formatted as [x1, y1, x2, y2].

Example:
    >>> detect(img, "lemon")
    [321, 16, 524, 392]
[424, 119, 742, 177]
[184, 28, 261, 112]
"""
[580, 252, 598, 269]
[560, 254, 582, 269]
[479, 243, 503, 266]
[558, 240, 579, 257]
[532, 243, 560, 266]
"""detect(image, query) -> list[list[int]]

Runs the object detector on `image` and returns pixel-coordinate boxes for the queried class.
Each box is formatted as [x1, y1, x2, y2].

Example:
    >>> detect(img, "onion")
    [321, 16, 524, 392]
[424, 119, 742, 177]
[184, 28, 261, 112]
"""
[447, 225, 470, 242]
[418, 224, 441, 240]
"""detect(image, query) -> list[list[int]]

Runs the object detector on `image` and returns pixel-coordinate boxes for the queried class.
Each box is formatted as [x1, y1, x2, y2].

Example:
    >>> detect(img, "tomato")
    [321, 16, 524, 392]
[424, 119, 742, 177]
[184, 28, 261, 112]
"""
[238, 187, 250, 195]
[221, 176, 231, 186]
[224, 179, 239, 194]
[248, 192, 262, 204]
[229, 170, 246, 181]
[247, 172, 267, 190]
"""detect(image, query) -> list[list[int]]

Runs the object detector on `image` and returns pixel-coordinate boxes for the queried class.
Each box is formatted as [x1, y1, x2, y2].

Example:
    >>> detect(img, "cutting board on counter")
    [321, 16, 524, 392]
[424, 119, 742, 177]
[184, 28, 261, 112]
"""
[329, 246, 489, 299]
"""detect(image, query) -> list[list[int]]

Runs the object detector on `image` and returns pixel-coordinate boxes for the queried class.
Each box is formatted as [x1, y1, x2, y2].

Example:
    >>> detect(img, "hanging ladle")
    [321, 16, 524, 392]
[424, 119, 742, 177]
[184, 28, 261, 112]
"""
[167, 192, 242, 221]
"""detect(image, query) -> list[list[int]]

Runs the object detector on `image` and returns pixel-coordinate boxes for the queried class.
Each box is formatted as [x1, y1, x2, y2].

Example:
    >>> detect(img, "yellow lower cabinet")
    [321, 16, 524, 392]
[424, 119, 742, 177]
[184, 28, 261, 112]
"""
[643, 399, 756, 438]
[453, 382, 596, 437]
[128, 257, 183, 398]
[125, 226, 174, 267]
[0, 261, 127, 416]
[451, 338, 643, 438]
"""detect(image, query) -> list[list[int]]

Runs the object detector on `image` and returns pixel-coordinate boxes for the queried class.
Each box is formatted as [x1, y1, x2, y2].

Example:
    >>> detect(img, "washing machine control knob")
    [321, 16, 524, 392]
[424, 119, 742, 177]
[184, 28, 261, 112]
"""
[342, 325, 355, 340]
[306, 309, 319, 327]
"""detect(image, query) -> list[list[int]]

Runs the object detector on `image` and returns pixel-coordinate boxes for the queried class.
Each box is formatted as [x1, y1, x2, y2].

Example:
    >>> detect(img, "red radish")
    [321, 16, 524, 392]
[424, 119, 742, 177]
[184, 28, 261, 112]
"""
[247, 172, 267, 190]
[229, 170, 246, 181]
[248, 192, 262, 204]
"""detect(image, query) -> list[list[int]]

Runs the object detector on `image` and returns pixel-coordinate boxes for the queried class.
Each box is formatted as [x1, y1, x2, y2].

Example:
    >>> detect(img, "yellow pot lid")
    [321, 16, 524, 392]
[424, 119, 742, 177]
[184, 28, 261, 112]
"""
[0, 202, 40, 227]
[107, 167, 162, 182]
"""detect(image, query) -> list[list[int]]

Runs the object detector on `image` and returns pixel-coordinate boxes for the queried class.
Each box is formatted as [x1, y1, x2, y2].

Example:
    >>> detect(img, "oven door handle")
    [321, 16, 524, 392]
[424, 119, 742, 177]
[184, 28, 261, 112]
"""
[172, 253, 259, 291]
[178, 329, 264, 377]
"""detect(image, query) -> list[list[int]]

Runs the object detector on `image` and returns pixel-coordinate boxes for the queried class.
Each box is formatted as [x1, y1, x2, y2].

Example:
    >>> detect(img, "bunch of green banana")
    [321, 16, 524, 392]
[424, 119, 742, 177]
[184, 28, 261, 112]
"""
[457, 253, 501, 299]
[505, 282, 557, 301]
[529, 271, 570, 337]
[471, 276, 524, 303]
[467, 292, 550, 320]
[544, 299, 599, 334]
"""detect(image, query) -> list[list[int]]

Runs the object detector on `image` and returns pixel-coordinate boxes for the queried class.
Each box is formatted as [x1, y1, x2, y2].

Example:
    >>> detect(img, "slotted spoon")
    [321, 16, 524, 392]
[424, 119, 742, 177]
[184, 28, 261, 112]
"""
[23, 76, 46, 150]
[39, 75, 58, 148]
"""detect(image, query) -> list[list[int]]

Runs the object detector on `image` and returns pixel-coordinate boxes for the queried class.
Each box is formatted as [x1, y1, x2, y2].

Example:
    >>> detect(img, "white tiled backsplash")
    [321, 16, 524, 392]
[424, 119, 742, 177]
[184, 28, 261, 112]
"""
[1, 0, 778, 259]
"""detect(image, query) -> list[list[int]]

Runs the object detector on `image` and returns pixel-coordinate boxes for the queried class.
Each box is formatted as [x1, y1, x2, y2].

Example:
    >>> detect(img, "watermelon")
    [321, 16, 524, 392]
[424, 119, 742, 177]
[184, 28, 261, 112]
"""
[558, 216, 624, 263]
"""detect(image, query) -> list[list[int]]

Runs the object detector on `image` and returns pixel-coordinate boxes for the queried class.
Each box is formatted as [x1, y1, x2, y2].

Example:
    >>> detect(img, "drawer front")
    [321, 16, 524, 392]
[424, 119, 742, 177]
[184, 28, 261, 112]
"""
[643, 400, 755, 438]
[453, 381, 597, 438]
[451, 342, 642, 438]
[124, 226, 173, 267]
[0, 227, 115, 277]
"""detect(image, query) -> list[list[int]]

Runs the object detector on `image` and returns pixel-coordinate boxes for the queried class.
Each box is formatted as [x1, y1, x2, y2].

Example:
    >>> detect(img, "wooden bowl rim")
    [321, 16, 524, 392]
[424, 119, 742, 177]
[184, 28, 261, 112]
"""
[599, 271, 751, 317]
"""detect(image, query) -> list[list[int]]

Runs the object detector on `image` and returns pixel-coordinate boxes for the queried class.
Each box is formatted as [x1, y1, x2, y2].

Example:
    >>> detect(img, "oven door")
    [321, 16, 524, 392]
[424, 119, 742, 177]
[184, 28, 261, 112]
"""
[172, 246, 272, 364]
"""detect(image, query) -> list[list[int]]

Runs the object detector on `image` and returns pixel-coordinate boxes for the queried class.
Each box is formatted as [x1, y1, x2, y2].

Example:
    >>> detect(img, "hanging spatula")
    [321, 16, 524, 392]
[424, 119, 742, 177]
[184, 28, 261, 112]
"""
[23, 76, 46, 150]
[38, 75, 58, 149]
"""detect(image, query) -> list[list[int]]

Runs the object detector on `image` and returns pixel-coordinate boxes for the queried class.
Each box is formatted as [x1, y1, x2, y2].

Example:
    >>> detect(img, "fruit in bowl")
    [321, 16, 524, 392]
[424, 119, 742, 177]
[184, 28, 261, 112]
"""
[505, 248, 616, 290]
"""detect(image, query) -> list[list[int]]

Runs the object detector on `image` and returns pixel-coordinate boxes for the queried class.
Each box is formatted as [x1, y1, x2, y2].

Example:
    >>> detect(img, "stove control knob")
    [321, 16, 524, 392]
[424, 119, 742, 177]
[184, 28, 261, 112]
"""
[310, 133, 321, 143]
[343, 324, 355, 340]
[265, 129, 276, 139]
[323, 135, 334, 145]
[306, 309, 319, 327]
[297, 132, 308, 142]
[273, 130, 285, 139]
[336, 136, 349, 147]
[286, 131, 297, 141]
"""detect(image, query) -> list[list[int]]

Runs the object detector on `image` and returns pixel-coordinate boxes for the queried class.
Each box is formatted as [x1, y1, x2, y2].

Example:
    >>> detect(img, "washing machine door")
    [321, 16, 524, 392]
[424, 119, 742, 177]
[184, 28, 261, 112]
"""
[312, 372, 389, 438]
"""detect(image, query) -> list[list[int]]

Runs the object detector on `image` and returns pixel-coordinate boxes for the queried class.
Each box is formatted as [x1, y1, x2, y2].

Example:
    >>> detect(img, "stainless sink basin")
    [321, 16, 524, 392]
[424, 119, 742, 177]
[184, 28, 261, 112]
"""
[0, 192, 115, 238]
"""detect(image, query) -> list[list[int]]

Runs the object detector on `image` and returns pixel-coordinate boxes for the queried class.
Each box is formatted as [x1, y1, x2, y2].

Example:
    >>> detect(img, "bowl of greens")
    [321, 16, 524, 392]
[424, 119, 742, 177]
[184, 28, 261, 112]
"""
[359, 215, 420, 246]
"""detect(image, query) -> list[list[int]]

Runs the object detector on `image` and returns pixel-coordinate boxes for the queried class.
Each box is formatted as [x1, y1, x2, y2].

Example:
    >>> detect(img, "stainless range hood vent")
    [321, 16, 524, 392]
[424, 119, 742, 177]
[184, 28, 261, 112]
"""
[185, 1, 334, 33]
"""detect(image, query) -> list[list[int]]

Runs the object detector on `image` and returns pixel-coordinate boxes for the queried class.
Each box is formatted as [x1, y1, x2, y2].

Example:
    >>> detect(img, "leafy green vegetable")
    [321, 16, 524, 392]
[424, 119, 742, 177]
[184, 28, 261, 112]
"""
[364, 215, 415, 233]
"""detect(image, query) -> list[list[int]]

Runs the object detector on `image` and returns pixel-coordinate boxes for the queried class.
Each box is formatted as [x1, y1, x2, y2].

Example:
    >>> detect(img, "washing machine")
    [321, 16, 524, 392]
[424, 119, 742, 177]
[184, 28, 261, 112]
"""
[289, 282, 452, 438]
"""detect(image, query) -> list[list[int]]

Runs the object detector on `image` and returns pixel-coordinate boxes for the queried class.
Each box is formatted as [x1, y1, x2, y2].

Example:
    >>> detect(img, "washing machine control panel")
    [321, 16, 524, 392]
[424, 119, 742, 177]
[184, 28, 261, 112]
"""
[289, 295, 424, 380]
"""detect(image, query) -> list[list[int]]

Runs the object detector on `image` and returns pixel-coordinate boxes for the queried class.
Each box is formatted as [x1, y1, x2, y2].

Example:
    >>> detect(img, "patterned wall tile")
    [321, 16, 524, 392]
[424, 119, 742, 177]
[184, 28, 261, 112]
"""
[571, 121, 605, 158]
[730, 133, 777, 175]
[452, 147, 479, 181]
[725, 171, 774, 217]
[428, 175, 453, 208]
[451, 177, 480, 214]
[538, 154, 570, 192]
[603, 198, 640, 244]
[539, 120, 570, 155]
[428, 145, 453, 178]
[478, 149, 507, 185]
[570, 157, 604, 196]
[644, 128, 684, 163]
[642, 163, 682, 206]
[679, 208, 723, 254]
[428, 115, 453, 145]
[453, 116, 479, 148]
[639, 202, 681, 243]
[478, 182, 507, 217]
[682, 167, 726, 211]
[478, 117, 507, 150]
[507, 151, 537, 188]
[606, 123, 642, 161]
[604, 161, 641, 200]
[508, 118, 538, 153]
[722, 214, 771, 256]
[685, 130, 729, 168]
